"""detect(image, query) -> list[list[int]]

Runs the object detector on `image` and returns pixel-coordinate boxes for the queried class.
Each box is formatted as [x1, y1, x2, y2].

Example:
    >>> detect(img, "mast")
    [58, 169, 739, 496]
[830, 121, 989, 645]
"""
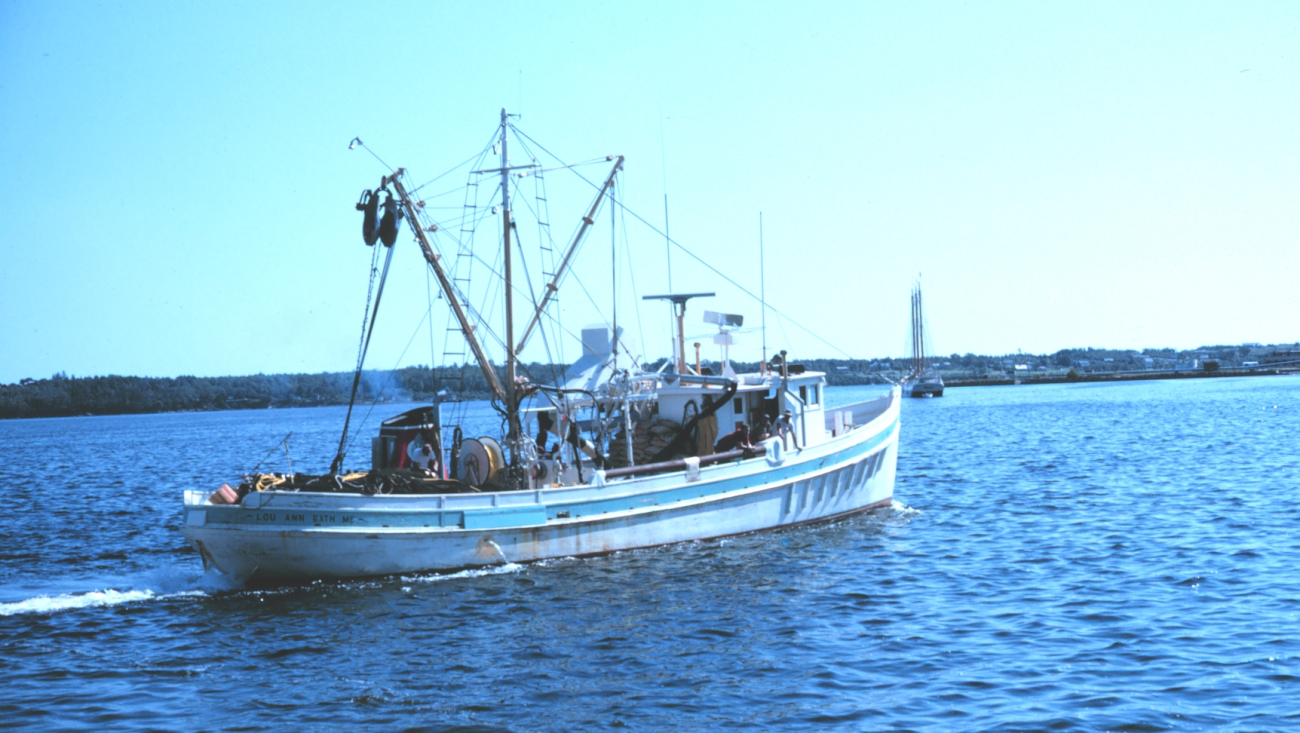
[664, 195, 672, 293]
[453, 110, 542, 472]
[910, 285, 919, 378]
[918, 283, 925, 372]
[499, 108, 522, 466]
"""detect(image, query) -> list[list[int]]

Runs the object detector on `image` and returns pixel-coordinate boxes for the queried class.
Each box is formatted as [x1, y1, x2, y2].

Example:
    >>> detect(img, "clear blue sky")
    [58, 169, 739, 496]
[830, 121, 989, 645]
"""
[2, 1, 1297, 384]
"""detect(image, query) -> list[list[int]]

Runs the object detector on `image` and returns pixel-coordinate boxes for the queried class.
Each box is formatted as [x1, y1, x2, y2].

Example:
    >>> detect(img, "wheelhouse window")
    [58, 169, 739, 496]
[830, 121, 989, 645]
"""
[733, 397, 744, 415]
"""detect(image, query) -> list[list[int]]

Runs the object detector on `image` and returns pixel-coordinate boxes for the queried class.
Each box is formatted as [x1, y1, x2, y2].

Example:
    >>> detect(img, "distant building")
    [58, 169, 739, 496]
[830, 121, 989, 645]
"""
[1261, 350, 1300, 366]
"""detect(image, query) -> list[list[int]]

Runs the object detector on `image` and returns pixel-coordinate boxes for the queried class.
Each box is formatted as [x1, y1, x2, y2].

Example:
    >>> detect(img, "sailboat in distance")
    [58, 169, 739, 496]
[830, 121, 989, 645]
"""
[903, 280, 944, 398]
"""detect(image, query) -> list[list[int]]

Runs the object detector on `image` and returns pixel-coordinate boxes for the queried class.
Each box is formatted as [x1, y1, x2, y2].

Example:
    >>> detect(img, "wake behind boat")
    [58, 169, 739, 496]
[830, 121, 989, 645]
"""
[181, 111, 901, 583]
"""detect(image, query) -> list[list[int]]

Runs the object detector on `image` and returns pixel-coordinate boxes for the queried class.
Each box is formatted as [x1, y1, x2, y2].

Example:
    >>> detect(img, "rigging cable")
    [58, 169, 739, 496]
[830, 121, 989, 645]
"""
[349, 138, 394, 173]
[530, 157, 566, 387]
[617, 187, 649, 363]
[331, 240, 397, 473]
[503, 173, 567, 376]
[510, 124, 855, 360]
[341, 304, 435, 459]
[507, 194, 561, 377]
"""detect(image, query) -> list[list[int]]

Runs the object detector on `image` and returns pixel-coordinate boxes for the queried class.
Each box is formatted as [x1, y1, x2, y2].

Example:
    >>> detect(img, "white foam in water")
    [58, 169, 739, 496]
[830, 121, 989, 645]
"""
[2, 588, 163, 616]
[0, 566, 228, 617]
[401, 562, 525, 584]
[890, 500, 922, 516]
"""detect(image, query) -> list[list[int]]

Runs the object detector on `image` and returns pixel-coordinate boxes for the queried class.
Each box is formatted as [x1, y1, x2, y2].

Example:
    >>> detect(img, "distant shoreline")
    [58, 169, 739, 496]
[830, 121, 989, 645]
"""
[4, 357, 1294, 420]
[946, 366, 1298, 389]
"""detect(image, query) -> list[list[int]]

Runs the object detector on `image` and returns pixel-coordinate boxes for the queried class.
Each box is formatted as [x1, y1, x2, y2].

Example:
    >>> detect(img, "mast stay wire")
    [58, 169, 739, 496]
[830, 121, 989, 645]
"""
[331, 241, 397, 473]
[505, 167, 613, 330]
[477, 207, 506, 338]
[529, 151, 567, 387]
[510, 134, 594, 370]
[394, 154, 632, 397]
[426, 194, 611, 370]
[403, 131, 614, 373]
[351, 130, 611, 419]
[505, 172, 595, 370]
[426, 264, 439, 388]
[341, 300, 438, 460]
[350, 138, 394, 172]
[510, 124, 854, 360]
[504, 188, 564, 387]
[335, 256, 623, 463]
[617, 187, 649, 362]
[408, 141, 499, 196]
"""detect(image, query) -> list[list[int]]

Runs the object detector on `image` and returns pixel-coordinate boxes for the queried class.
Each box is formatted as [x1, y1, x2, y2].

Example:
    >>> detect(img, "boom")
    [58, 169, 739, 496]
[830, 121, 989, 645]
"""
[514, 155, 624, 356]
[387, 170, 508, 404]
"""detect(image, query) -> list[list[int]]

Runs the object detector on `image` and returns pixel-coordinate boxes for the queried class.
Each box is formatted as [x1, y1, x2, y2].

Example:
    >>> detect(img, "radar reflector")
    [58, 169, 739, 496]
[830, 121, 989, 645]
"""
[702, 311, 744, 379]
[702, 311, 743, 329]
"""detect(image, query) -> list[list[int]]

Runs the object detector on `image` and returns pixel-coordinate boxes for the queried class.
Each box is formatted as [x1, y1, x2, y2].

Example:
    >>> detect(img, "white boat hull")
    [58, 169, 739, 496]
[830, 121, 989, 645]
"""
[183, 389, 901, 583]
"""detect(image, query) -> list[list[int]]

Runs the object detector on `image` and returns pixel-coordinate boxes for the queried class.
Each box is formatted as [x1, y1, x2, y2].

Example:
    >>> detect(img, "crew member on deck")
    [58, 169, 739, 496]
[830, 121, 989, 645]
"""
[776, 410, 800, 451]
[535, 411, 556, 455]
[714, 421, 752, 453]
[413, 442, 440, 476]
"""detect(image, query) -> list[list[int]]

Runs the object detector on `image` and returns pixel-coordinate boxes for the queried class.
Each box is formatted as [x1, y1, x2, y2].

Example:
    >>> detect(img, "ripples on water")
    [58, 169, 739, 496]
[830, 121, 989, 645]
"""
[1, 377, 1296, 730]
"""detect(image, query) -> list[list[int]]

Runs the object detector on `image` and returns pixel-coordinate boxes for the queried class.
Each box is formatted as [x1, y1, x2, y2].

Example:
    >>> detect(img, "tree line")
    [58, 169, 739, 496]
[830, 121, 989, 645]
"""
[0, 358, 893, 420]
[3, 341, 1282, 419]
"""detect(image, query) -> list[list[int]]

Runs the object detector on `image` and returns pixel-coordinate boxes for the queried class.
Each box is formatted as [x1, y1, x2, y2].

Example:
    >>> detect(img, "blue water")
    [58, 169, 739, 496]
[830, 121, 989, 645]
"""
[1, 376, 1297, 731]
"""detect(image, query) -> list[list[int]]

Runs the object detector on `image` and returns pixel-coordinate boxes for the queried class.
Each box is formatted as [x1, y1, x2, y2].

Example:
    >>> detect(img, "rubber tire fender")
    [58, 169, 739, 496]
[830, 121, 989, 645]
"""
[378, 192, 402, 246]
[359, 189, 380, 246]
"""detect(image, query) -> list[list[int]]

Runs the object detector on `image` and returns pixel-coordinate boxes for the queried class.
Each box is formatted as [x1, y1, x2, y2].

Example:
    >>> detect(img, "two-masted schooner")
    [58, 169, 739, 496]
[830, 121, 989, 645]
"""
[903, 281, 944, 397]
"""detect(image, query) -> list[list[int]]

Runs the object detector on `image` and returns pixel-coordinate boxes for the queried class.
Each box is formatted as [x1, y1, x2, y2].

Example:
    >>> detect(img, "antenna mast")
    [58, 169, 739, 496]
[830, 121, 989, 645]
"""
[611, 175, 618, 371]
[760, 212, 766, 370]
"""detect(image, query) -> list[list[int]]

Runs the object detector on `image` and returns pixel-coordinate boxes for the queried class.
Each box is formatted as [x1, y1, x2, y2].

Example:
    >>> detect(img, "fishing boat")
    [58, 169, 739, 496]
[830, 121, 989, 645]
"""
[181, 110, 902, 583]
[902, 281, 944, 397]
